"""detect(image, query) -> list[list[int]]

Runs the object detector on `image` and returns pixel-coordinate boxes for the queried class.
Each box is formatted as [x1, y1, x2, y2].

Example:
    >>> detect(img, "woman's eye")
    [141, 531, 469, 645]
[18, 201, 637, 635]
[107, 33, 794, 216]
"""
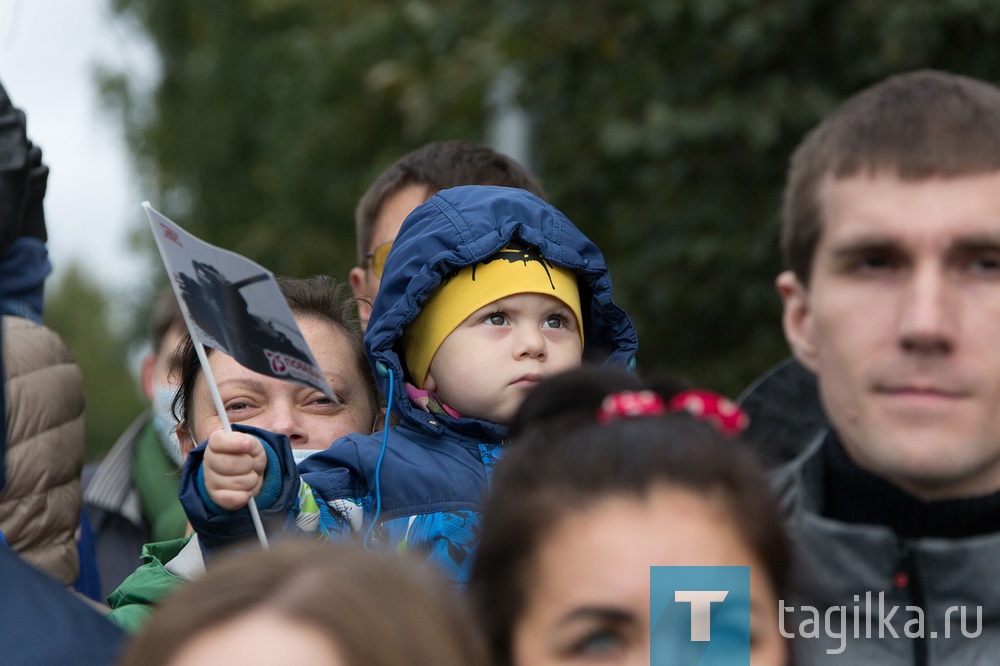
[225, 401, 251, 414]
[571, 629, 624, 657]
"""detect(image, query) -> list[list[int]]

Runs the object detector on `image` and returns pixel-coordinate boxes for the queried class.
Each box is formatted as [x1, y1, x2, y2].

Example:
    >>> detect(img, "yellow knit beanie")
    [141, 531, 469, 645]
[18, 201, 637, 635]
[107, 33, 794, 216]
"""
[403, 244, 583, 387]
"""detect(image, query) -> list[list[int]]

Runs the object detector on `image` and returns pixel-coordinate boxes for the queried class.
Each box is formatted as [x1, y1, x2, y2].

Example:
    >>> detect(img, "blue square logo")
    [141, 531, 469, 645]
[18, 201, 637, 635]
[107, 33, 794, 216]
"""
[651, 566, 750, 666]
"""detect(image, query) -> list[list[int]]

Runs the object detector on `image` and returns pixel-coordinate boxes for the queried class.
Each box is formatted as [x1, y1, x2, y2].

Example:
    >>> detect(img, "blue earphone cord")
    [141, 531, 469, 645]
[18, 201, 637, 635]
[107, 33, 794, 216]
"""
[364, 366, 393, 548]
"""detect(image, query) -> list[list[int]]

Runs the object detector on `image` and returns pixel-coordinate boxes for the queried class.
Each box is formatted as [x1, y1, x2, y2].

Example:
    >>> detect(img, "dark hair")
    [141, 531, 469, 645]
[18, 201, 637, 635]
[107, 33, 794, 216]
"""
[120, 540, 487, 666]
[173, 275, 379, 426]
[151, 288, 184, 354]
[783, 69, 1000, 284]
[469, 365, 791, 666]
[354, 140, 545, 265]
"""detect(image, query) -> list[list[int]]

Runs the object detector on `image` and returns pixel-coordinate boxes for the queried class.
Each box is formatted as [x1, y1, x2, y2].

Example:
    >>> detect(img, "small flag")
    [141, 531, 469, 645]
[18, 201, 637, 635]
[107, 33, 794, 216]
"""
[144, 202, 336, 402]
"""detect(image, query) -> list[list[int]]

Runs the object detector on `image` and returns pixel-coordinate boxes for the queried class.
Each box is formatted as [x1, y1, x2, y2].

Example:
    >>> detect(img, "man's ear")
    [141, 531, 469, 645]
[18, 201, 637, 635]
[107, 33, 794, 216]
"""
[348, 265, 365, 297]
[348, 266, 372, 328]
[776, 270, 819, 373]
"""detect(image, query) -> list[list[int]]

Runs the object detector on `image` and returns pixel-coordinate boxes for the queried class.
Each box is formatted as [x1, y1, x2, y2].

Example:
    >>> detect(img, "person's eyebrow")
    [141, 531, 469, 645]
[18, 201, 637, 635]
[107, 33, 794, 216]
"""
[947, 234, 1000, 254]
[216, 377, 268, 393]
[822, 235, 908, 271]
[827, 234, 898, 256]
[829, 230, 1000, 252]
[557, 606, 634, 628]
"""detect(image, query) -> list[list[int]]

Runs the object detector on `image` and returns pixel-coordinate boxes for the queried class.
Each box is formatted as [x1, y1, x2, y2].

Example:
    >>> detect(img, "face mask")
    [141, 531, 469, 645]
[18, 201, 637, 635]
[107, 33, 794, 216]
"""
[292, 449, 324, 465]
[151, 384, 184, 468]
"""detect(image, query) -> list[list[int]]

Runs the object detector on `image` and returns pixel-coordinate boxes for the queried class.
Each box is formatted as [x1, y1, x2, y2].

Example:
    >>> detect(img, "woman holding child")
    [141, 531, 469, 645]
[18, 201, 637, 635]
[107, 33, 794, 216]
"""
[106, 276, 380, 631]
[179, 185, 639, 585]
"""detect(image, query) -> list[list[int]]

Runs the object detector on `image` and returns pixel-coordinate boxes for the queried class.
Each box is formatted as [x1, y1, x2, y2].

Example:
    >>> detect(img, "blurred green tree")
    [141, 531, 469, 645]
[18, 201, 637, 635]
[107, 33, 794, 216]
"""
[45, 263, 146, 461]
[101, 0, 1000, 394]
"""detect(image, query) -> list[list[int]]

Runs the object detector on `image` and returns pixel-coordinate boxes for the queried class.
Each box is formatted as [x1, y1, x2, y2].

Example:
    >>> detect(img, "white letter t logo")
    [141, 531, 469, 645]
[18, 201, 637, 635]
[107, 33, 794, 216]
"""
[674, 590, 729, 641]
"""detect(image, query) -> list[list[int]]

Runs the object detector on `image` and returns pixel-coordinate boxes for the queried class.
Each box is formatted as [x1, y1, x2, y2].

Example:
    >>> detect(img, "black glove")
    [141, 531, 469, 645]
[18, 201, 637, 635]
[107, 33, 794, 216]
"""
[0, 81, 48, 257]
[21, 142, 48, 244]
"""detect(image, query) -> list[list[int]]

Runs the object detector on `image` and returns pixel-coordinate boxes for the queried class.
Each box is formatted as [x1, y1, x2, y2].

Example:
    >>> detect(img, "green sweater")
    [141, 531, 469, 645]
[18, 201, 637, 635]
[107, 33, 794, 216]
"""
[106, 536, 191, 633]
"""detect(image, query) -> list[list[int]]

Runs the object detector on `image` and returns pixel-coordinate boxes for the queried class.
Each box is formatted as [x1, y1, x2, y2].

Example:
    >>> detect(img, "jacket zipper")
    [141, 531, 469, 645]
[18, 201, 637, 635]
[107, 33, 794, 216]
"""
[895, 539, 928, 666]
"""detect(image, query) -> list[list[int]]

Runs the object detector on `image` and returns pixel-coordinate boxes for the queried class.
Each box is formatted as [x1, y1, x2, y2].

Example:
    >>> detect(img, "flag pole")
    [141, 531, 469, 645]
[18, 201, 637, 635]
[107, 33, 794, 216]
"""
[192, 338, 270, 550]
[145, 200, 334, 553]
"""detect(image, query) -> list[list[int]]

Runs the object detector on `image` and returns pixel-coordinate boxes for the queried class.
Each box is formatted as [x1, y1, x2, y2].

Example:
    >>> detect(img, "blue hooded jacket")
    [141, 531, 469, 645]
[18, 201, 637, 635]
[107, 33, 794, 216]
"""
[180, 185, 638, 584]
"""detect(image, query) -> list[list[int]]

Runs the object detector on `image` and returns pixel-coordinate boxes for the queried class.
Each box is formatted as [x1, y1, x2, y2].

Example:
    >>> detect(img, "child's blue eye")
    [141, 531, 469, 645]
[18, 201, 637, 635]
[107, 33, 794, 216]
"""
[543, 315, 565, 328]
[486, 313, 507, 325]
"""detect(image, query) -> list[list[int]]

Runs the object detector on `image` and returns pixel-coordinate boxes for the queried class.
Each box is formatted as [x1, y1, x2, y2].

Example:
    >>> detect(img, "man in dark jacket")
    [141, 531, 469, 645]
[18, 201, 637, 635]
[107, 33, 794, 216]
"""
[745, 70, 1000, 663]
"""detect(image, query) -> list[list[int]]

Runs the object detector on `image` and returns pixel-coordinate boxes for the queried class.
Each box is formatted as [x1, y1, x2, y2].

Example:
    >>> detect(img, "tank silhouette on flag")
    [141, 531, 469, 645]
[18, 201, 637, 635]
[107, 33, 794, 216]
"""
[144, 202, 336, 401]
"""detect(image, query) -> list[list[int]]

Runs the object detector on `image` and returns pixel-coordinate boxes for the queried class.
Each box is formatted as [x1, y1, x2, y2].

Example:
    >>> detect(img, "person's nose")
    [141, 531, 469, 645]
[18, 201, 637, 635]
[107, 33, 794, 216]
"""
[513, 324, 547, 360]
[898, 264, 955, 355]
[263, 403, 308, 445]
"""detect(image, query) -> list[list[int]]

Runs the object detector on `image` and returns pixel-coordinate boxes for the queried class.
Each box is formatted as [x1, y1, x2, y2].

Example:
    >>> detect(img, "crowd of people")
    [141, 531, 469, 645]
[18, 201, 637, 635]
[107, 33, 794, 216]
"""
[2, 67, 999, 665]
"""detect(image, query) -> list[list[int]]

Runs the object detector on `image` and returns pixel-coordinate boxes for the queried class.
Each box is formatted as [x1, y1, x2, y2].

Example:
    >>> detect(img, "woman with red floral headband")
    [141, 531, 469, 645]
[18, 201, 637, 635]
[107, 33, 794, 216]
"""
[470, 365, 791, 666]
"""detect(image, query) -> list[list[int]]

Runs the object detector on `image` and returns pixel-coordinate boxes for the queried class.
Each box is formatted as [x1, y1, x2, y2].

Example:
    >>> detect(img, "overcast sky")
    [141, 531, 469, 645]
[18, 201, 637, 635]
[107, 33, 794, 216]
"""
[0, 0, 157, 293]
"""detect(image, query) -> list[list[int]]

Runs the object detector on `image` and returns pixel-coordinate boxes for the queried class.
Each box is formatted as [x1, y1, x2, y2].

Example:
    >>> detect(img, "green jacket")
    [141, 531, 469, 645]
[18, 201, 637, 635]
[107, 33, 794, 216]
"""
[106, 536, 193, 633]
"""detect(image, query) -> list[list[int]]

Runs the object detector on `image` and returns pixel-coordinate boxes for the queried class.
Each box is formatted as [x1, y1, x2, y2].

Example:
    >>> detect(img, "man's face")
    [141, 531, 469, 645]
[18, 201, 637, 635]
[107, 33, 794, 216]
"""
[348, 184, 429, 330]
[778, 170, 1000, 500]
[142, 324, 186, 402]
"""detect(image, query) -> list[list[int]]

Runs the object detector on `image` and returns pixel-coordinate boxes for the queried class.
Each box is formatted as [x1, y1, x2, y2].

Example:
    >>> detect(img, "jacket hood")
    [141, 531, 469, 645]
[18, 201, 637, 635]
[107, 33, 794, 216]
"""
[365, 185, 638, 441]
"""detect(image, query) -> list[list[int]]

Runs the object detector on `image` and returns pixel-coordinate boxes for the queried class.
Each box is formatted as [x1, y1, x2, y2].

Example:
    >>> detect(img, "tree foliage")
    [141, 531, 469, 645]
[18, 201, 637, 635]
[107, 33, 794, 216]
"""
[102, 0, 1000, 394]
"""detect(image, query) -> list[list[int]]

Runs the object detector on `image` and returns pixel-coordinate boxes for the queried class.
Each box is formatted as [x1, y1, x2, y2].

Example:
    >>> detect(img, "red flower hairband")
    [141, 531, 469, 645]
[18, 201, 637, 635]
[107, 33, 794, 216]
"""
[596, 389, 749, 436]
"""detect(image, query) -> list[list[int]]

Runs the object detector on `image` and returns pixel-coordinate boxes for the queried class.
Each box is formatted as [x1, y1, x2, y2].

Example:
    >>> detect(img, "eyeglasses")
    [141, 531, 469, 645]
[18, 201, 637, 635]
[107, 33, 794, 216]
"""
[365, 241, 393, 279]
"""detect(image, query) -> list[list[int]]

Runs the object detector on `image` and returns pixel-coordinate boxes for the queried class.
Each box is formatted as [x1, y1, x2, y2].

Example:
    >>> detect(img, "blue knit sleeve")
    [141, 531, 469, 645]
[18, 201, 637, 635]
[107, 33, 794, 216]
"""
[179, 424, 301, 555]
[195, 438, 282, 514]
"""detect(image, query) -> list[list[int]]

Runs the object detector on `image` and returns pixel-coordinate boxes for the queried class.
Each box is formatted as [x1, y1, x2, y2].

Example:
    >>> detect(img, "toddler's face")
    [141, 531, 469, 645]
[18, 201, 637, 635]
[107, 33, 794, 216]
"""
[423, 293, 583, 424]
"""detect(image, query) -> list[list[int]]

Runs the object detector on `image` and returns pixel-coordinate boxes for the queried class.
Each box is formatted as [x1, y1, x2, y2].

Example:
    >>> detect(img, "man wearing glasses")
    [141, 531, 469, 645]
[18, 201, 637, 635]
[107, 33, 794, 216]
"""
[348, 140, 544, 329]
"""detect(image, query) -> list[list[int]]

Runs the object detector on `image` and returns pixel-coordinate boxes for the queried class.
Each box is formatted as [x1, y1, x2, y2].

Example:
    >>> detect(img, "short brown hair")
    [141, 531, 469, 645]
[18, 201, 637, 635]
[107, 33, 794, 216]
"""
[782, 70, 1000, 284]
[120, 541, 487, 666]
[354, 140, 545, 264]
